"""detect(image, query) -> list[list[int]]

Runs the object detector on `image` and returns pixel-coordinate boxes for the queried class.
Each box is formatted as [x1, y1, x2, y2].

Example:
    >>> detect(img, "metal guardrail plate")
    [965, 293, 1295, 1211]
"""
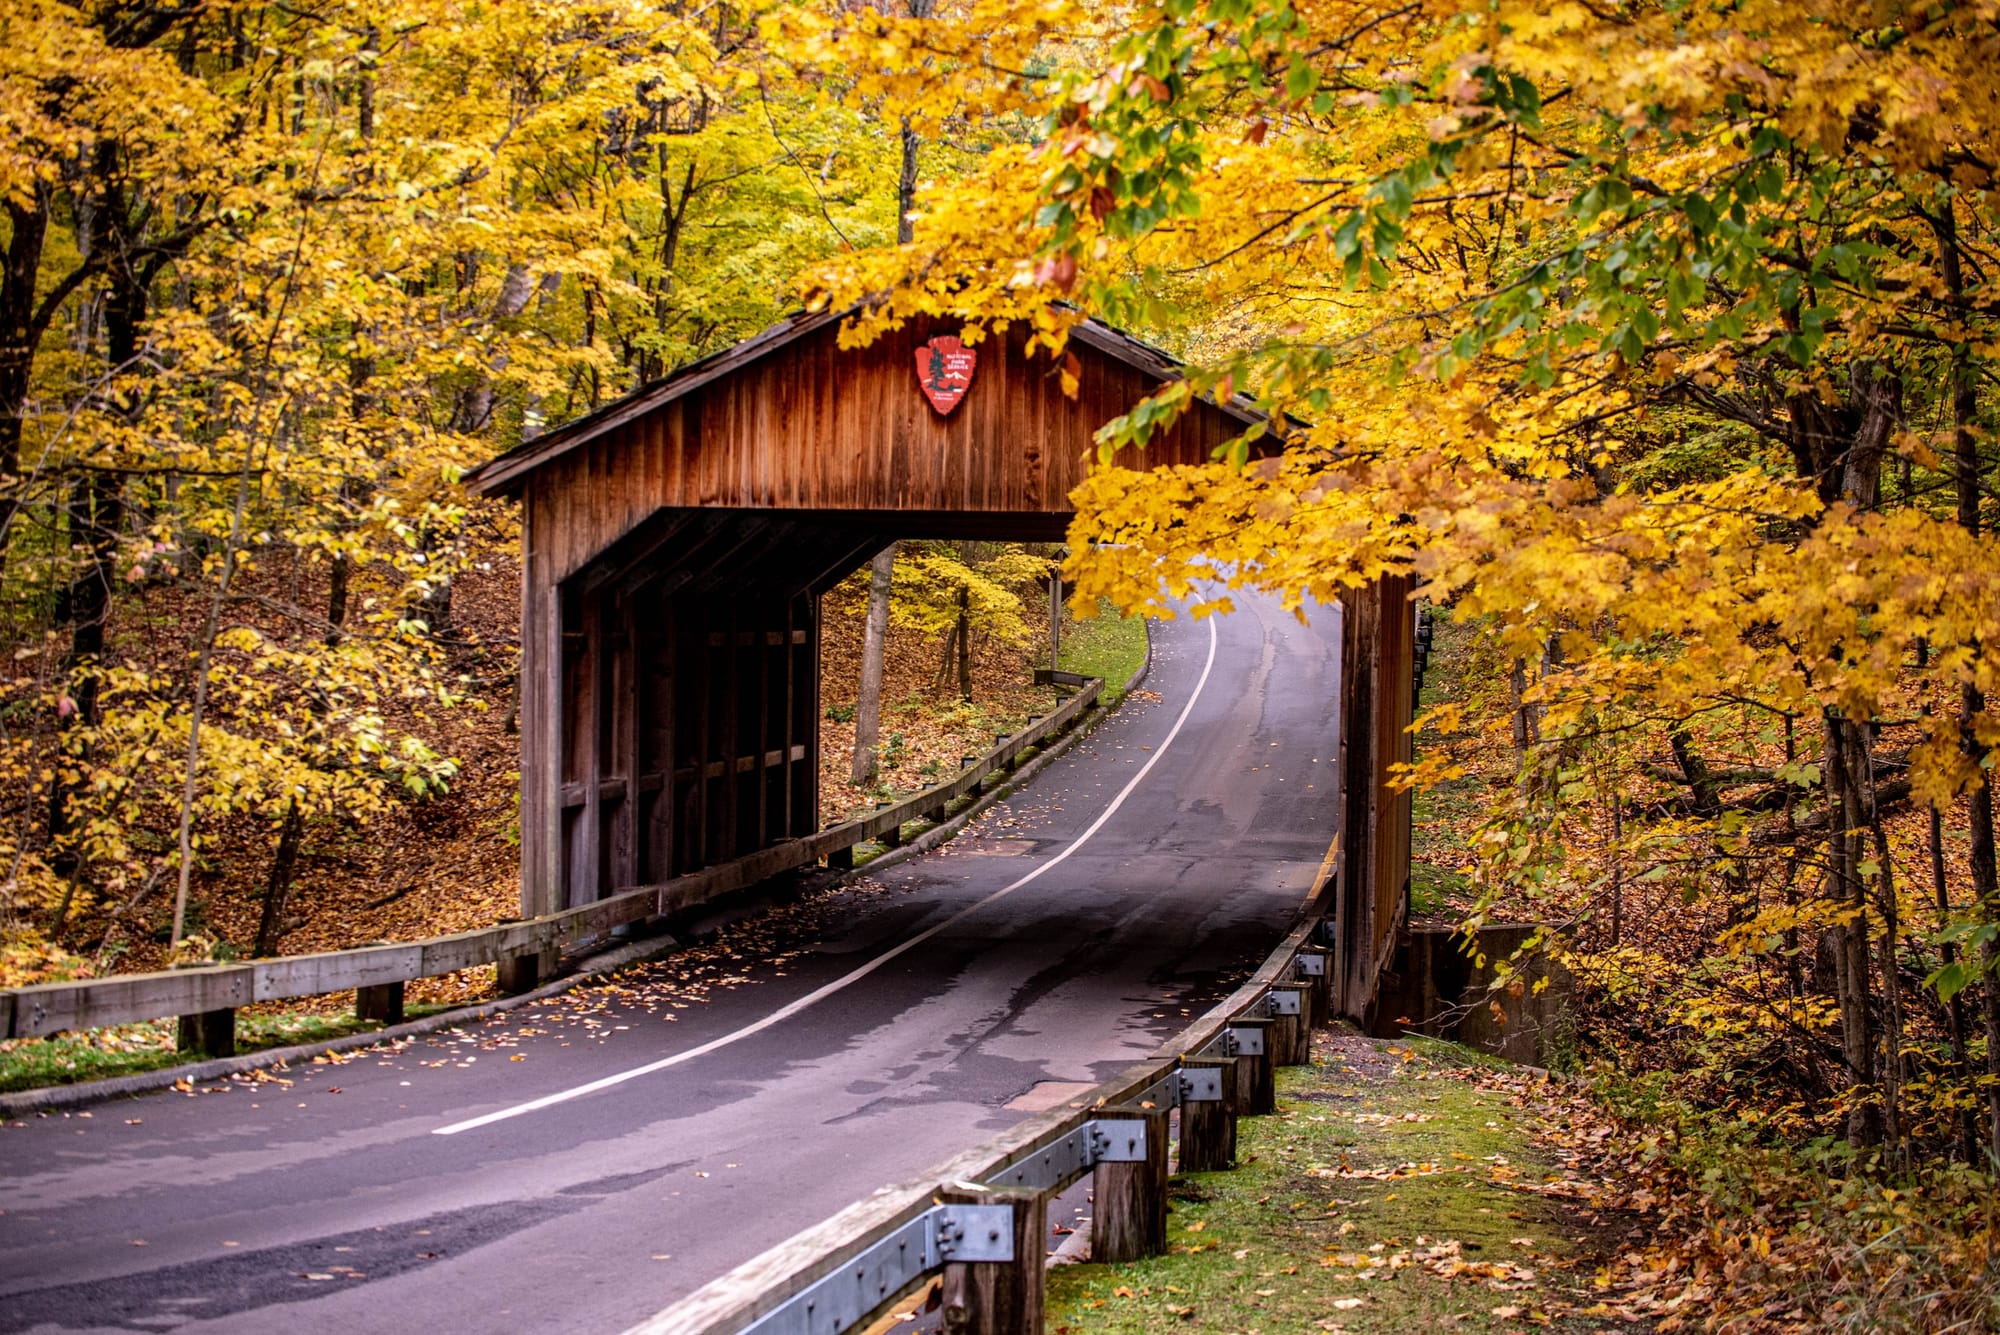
[1228, 1024, 1266, 1056]
[1296, 952, 1326, 977]
[983, 1122, 1095, 1192]
[1265, 989, 1301, 1016]
[1178, 1066, 1225, 1102]
[980, 1117, 1147, 1193]
[739, 1211, 937, 1335]
[1137, 1069, 1182, 1110]
[1090, 1120, 1149, 1163]
[933, 1203, 1016, 1262]
[736, 1202, 1019, 1335]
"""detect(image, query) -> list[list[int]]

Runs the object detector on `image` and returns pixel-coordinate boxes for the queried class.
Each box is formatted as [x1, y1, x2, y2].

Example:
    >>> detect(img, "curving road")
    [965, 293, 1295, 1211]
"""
[0, 591, 1341, 1335]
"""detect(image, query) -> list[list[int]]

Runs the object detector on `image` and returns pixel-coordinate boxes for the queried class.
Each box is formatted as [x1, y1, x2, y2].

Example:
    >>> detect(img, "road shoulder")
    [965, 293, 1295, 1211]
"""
[1046, 1029, 1658, 1334]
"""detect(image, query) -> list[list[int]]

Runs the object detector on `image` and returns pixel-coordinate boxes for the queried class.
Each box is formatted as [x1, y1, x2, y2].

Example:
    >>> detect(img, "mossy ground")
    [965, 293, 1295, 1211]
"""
[0, 1003, 455, 1094]
[1048, 1030, 1648, 1335]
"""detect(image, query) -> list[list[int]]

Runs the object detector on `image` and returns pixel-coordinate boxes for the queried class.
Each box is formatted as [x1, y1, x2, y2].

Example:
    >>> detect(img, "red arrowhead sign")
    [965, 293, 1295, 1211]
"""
[914, 335, 977, 415]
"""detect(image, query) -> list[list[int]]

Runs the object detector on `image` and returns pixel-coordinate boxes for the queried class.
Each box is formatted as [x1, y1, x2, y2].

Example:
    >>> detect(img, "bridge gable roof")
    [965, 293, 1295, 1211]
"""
[463, 311, 1257, 501]
[468, 311, 1264, 585]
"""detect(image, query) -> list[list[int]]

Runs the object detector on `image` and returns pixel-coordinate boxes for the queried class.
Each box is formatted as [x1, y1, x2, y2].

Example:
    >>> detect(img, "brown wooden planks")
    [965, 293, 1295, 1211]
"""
[11, 967, 254, 1039]
[509, 320, 1256, 585]
[253, 945, 422, 1002]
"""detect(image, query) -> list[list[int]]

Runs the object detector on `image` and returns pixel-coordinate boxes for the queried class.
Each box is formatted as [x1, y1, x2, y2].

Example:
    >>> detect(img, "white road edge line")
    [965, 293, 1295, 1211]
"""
[434, 612, 1222, 1136]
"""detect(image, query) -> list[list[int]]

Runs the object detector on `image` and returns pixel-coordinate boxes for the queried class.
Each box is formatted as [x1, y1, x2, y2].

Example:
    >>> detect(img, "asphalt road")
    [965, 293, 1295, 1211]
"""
[0, 590, 1342, 1335]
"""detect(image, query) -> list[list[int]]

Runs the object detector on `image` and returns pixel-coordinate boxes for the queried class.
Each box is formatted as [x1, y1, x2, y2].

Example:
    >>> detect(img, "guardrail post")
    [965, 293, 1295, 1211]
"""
[882, 821, 904, 850]
[497, 947, 553, 995]
[1090, 1106, 1167, 1263]
[1176, 1057, 1236, 1172]
[939, 1184, 1043, 1335]
[176, 1008, 235, 1059]
[1232, 1018, 1276, 1116]
[827, 845, 855, 871]
[356, 981, 404, 1025]
[1300, 945, 1334, 1027]
[1272, 983, 1311, 1066]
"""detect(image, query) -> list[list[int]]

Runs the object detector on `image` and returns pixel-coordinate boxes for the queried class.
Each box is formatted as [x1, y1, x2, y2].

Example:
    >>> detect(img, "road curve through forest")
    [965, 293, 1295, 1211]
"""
[0, 589, 1342, 1335]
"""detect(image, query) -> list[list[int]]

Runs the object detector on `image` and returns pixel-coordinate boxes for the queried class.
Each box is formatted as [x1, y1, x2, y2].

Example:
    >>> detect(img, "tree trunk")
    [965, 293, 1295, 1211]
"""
[325, 550, 351, 645]
[1839, 362, 1899, 511]
[254, 799, 306, 957]
[850, 544, 896, 786]
[1823, 712, 1883, 1146]
[1858, 735, 1904, 1160]
[894, 0, 935, 245]
[1935, 202, 2000, 1157]
[0, 191, 49, 575]
[956, 583, 972, 701]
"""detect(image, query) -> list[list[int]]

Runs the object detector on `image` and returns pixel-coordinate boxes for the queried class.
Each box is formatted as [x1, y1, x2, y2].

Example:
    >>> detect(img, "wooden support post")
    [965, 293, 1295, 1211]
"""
[356, 981, 404, 1026]
[882, 820, 904, 849]
[176, 1008, 236, 1059]
[827, 845, 855, 870]
[1091, 1106, 1168, 1263]
[1049, 569, 1061, 671]
[1176, 1057, 1237, 1172]
[1273, 983, 1312, 1066]
[1233, 1018, 1276, 1116]
[490, 955, 540, 995]
[1302, 945, 1335, 1028]
[939, 1185, 1044, 1335]
[1268, 1005, 1300, 1071]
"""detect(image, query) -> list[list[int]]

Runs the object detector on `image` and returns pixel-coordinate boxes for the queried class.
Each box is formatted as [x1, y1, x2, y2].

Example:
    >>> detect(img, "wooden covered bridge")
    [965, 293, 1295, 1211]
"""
[463, 312, 1414, 1019]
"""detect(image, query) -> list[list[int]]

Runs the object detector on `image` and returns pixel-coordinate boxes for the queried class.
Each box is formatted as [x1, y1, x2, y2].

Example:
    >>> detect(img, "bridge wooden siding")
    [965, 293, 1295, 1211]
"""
[466, 310, 1416, 1018]
[470, 313, 1248, 573]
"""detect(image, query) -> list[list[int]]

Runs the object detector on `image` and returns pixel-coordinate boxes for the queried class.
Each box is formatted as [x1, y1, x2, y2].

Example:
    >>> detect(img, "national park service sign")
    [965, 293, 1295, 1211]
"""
[915, 334, 977, 415]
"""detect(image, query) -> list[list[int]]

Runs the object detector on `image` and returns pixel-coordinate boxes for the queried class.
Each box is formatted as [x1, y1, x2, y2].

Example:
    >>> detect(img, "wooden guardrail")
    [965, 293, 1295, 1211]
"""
[631, 874, 1338, 1335]
[0, 674, 1103, 1048]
